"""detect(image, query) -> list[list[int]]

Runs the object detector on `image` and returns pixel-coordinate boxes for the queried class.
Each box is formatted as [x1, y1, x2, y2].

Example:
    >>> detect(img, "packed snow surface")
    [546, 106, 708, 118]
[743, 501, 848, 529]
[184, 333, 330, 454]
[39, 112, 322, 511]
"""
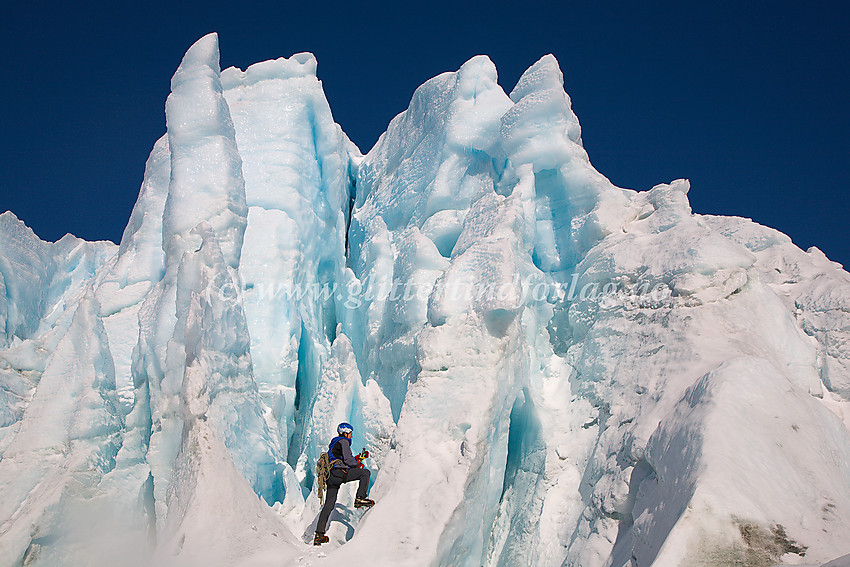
[2, 33, 850, 567]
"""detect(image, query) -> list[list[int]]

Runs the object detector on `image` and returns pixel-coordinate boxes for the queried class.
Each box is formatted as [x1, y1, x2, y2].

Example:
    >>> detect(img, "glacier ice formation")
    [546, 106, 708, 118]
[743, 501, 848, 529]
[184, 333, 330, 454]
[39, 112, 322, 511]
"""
[2, 33, 850, 567]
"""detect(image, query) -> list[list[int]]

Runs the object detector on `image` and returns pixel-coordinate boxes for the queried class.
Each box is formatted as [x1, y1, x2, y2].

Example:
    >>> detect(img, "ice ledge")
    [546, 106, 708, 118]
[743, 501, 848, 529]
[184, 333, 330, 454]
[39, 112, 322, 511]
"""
[221, 52, 318, 90]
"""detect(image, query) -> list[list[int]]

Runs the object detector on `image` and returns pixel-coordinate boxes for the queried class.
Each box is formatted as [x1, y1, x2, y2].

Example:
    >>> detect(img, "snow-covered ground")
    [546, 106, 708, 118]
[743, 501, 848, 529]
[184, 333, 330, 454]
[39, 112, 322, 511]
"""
[1, 33, 849, 567]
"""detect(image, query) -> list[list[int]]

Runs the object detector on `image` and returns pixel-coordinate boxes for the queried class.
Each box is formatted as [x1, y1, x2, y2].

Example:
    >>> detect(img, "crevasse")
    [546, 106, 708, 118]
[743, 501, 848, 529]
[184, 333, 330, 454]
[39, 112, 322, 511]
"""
[1, 33, 850, 567]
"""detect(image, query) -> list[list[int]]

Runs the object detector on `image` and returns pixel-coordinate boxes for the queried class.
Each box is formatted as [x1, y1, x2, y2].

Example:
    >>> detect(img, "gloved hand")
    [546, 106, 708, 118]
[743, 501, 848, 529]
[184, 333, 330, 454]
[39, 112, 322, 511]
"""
[355, 449, 370, 468]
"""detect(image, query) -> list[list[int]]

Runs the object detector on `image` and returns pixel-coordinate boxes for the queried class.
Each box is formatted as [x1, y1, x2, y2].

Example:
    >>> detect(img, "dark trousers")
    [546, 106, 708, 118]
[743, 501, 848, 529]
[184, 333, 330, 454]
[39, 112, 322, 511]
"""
[316, 467, 371, 533]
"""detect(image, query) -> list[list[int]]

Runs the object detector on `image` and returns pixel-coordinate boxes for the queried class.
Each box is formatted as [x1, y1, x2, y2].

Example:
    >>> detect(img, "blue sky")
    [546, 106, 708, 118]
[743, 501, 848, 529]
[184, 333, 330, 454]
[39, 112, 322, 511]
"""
[1, 1, 848, 267]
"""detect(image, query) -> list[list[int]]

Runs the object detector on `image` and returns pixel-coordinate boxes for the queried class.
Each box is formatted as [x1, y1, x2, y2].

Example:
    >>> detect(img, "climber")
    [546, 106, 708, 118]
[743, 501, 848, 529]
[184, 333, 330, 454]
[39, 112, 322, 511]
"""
[314, 422, 375, 545]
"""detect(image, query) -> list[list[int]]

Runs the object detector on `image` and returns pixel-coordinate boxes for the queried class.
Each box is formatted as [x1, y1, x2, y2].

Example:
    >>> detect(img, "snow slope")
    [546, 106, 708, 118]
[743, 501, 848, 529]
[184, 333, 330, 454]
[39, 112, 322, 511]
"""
[1, 34, 849, 567]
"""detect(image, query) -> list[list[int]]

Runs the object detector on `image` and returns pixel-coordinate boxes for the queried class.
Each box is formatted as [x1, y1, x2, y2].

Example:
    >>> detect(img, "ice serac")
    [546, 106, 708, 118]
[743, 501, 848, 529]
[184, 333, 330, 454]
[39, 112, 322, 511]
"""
[133, 32, 260, 528]
[332, 53, 850, 567]
[501, 54, 632, 272]
[82, 135, 172, 550]
[349, 55, 512, 419]
[96, 134, 170, 404]
[334, 54, 556, 565]
[0, 214, 116, 455]
[0, 290, 122, 566]
[175, 224, 284, 501]
[0, 213, 57, 346]
[161, 34, 247, 270]
[704, 215, 850, 399]
[552, 179, 850, 566]
[153, 223, 297, 566]
[0, 213, 116, 346]
[219, 53, 357, 487]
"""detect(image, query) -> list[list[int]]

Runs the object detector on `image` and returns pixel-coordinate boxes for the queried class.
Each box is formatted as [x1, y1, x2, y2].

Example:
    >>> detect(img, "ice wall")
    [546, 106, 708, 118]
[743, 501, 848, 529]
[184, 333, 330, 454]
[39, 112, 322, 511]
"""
[321, 54, 850, 567]
[0, 291, 122, 566]
[2, 35, 850, 567]
[96, 134, 170, 404]
[551, 181, 850, 566]
[220, 52, 357, 485]
[131, 32, 259, 528]
[0, 213, 116, 457]
[328, 53, 630, 566]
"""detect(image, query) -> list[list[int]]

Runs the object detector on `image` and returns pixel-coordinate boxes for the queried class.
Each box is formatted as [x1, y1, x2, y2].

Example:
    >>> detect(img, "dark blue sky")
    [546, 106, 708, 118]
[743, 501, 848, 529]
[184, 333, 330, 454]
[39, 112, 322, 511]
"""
[1, 1, 848, 267]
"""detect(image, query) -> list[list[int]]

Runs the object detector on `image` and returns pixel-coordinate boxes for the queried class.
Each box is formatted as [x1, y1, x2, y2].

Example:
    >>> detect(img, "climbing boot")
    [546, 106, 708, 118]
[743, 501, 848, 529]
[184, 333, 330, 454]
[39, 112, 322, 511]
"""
[354, 497, 375, 508]
[314, 531, 329, 546]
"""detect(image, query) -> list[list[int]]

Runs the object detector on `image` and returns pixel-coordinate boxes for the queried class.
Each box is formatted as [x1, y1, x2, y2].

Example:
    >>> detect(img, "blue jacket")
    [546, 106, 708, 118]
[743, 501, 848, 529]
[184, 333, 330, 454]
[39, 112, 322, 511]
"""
[328, 436, 360, 469]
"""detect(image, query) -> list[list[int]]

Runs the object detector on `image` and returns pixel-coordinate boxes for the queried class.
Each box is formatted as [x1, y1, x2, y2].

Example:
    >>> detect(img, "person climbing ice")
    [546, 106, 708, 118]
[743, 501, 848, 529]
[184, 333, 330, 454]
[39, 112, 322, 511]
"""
[314, 422, 375, 545]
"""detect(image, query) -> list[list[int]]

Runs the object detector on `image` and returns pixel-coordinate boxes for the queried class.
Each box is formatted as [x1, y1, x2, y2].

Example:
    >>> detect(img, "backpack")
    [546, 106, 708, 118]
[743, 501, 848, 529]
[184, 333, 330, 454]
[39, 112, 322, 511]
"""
[316, 452, 331, 504]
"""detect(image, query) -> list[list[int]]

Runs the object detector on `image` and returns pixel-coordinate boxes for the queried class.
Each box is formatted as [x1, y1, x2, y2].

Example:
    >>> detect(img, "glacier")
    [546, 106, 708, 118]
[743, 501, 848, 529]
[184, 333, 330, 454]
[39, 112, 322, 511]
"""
[1, 32, 850, 567]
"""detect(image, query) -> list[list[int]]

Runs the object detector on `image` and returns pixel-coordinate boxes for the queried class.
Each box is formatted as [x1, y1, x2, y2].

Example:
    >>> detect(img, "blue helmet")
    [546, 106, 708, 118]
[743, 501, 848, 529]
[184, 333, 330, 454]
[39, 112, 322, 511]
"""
[337, 422, 353, 435]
